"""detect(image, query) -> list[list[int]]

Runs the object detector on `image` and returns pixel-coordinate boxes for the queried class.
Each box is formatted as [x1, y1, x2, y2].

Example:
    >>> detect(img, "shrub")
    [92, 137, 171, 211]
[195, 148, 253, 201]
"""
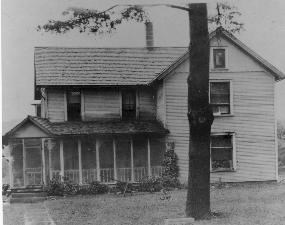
[138, 176, 163, 193]
[115, 181, 134, 194]
[88, 181, 109, 194]
[161, 142, 181, 189]
[46, 178, 65, 196]
[2, 184, 10, 195]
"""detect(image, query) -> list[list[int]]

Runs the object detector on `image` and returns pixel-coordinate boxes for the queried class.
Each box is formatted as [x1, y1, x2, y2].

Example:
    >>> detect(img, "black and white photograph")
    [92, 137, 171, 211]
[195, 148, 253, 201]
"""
[2, 0, 285, 224]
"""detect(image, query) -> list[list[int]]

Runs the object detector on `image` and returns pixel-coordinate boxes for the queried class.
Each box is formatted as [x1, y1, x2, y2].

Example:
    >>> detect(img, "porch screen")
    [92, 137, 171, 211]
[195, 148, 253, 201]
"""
[116, 139, 131, 182]
[11, 140, 24, 187]
[99, 138, 114, 183]
[150, 138, 165, 177]
[24, 139, 42, 185]
[82, 138, 97, 183]
[133, 137, 148, 181]
[63, 139, 79, 183]
[49, 140, 60, 180]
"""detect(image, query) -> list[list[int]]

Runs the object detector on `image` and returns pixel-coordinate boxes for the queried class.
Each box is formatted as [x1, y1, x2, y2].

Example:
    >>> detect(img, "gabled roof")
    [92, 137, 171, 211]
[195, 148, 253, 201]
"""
[3, 116, 168, 144]
[35, 47, 187, 86]
[156, 27, 285, 81]
[34, 28, 285, 87]
[209, 27, 285, 81]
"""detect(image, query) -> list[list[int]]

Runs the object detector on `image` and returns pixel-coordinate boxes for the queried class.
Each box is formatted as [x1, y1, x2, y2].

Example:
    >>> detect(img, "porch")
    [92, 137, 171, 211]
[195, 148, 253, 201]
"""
[9, 136, 165, 187]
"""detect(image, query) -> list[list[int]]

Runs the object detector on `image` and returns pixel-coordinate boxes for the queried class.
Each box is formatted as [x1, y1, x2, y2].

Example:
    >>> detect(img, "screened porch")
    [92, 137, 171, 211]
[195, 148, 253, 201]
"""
[9, 136, 165, 187]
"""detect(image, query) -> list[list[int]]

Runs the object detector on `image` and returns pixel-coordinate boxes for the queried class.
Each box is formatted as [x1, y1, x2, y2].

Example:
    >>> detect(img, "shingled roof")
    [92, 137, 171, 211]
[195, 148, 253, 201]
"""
[35, 47, 187, 86]
[3, 116, 168, 142]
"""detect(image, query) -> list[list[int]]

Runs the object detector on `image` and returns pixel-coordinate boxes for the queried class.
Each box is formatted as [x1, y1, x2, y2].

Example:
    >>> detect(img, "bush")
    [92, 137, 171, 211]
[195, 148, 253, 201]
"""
[161, 142, 181, 189]
[46, 178, 65, 196]
[138, 176, 163, 193]
[2, 184, 10, 195]
[88, 181, 109, 194]
[115, 181, 134, 194]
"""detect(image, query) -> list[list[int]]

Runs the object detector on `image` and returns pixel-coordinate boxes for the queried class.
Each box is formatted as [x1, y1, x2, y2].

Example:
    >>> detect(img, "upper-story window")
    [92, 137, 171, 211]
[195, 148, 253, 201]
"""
[210, 81, 232, 115]
[211, 47, 228, 69]
[122, 90, 136, 120]
[67, 90, 81, 121]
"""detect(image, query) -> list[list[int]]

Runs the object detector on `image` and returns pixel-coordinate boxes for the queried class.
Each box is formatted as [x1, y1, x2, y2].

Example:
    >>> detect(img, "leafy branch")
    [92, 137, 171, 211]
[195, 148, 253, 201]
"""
[37, 2, 244, 34]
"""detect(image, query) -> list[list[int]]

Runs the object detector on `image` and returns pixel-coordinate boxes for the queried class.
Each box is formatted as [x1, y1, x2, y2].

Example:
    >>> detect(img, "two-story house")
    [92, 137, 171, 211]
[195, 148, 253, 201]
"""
[3, 26, 285, 188]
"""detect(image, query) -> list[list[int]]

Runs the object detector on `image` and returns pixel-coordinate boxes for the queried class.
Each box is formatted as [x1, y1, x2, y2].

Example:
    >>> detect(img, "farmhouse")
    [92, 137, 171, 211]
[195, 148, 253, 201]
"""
[3, 26, 285, 188]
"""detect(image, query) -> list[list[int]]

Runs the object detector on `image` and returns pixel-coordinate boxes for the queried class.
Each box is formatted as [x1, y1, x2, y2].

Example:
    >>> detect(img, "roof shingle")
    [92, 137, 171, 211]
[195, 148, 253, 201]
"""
[35, 47, 187, 86]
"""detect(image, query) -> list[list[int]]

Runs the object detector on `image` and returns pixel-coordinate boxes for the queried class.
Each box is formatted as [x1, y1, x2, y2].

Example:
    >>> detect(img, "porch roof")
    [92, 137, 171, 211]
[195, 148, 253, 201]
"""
[3, 116, 168, 142]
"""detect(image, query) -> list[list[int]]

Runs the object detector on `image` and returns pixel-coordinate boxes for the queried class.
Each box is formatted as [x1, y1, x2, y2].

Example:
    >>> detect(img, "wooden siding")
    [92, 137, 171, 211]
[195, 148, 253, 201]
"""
[138, 89, 156, 120]
[84, 90, 120, 120]
[164, 36, 277, 183]
[47, 89, 65, 122]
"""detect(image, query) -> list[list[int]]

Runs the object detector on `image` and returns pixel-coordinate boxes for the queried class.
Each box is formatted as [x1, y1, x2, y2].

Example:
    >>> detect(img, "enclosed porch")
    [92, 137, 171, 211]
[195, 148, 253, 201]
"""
[8, 135, 166, 187]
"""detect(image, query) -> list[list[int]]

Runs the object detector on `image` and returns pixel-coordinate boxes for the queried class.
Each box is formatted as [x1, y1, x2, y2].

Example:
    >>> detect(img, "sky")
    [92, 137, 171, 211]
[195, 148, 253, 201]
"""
[2, 0, 285, 129]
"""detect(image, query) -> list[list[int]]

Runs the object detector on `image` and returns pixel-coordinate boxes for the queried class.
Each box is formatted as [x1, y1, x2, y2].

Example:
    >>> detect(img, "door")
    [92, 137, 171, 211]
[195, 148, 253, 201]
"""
[24, 139, 43, 186]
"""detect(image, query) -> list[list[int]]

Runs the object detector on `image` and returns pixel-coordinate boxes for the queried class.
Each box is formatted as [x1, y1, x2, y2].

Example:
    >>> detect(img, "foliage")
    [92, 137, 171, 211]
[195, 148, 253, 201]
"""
[38, 2, 243, 35]
[37, 6, 148, 34]
[115, 181, 134, 194]
[88, 181, 109, 194]
[208, 2, 244, 33]
[46, 178, 65, 196]
[277, 120, 285, 139]
[2, 184, 10, 195]
[138, 176, 163, 192]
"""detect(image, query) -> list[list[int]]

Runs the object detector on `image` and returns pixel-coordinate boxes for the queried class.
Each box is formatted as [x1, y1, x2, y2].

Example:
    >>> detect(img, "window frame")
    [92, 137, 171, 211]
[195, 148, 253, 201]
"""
[209, 80, 233, 116]
[65, 89, 82, 121]
[210, 47, 228, 70]
[210, 132, 236, 172]
[120, 89, 138, 120]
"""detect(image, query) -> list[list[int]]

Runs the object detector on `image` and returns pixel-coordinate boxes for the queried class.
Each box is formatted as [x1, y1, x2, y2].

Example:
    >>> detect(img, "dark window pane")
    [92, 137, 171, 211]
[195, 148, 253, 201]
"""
[67, 90, 81, 121]
[211, 135, 233, 171]
[213, 49, 225, 68]
[122, 90, 136, 120]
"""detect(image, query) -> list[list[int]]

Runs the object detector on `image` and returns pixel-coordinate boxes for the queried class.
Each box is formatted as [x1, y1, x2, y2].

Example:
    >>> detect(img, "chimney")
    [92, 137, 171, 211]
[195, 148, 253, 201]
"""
[145, 21, 154, 49]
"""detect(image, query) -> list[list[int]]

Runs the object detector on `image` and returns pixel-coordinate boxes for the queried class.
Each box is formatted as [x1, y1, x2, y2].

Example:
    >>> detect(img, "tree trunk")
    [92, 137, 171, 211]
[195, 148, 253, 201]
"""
[185, 3, 214, 220]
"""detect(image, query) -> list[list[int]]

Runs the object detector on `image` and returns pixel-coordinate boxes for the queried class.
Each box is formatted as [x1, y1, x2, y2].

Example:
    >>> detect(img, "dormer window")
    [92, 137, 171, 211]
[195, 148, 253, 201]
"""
[122, 90, 136, 120]
[67, 90, 81, 121]
[211, 47, 228, 69]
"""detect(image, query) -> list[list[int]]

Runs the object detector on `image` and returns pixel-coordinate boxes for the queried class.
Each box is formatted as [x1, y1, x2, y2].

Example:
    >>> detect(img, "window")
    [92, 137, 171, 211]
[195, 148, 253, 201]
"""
[67, 90, 81, 121]
[122, 90, 136, 120]
[210, 134, 235, 172]
[210, 81, 232, 115]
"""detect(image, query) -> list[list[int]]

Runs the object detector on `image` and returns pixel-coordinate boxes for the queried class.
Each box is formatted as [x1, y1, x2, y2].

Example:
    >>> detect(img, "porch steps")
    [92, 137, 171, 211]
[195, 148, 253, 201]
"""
[10, 186, 47, 203]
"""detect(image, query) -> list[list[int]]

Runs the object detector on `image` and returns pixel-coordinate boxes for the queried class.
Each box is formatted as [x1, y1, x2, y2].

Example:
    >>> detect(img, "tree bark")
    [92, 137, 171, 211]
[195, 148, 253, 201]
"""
[185, 3, 214, 220]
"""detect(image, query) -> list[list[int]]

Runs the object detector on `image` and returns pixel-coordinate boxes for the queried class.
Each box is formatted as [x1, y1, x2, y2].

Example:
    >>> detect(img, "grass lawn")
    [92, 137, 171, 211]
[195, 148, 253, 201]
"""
[44, 182, 285, 225]
[4, 182, 285, 225]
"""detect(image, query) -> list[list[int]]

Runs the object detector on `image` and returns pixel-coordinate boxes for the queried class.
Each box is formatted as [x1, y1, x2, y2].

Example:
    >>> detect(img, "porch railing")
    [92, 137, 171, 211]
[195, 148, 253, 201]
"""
[50, 166, 163, 184]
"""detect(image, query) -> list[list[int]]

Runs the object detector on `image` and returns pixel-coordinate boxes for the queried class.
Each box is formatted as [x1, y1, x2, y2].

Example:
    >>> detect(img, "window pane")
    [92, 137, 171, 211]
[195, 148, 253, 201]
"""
[213, 49, 225, 68]
[211, 135, 232, 148]
[122, 90, 136, 120]
[67, 90, 81, 121]
[210, 82, 230, 114]
[211, 135, 233, 171]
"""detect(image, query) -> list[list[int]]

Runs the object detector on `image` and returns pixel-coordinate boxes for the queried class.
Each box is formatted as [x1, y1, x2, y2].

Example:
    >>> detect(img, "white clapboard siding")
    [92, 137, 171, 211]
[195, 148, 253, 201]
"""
[84, 90, 121, 120]
[138, 89, 156, 120]
[163, 35, 277, 183]
[47, 89, 65, 122]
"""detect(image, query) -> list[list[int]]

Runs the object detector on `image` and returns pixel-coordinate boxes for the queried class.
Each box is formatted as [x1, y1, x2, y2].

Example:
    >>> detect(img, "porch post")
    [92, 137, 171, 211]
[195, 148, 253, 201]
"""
[130, 137, 134, 182]
[8, 144, 14, 188]
[22, 139, 26, 186]
[41, 138, 46, 185]
[78, 139, 83, 184]
[147, 138, 151, 177]
[96, 138, 101, 182]
[113, 138, 117, 181]
[60, 140, 64, 181]
[48, 139, 52, 181]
